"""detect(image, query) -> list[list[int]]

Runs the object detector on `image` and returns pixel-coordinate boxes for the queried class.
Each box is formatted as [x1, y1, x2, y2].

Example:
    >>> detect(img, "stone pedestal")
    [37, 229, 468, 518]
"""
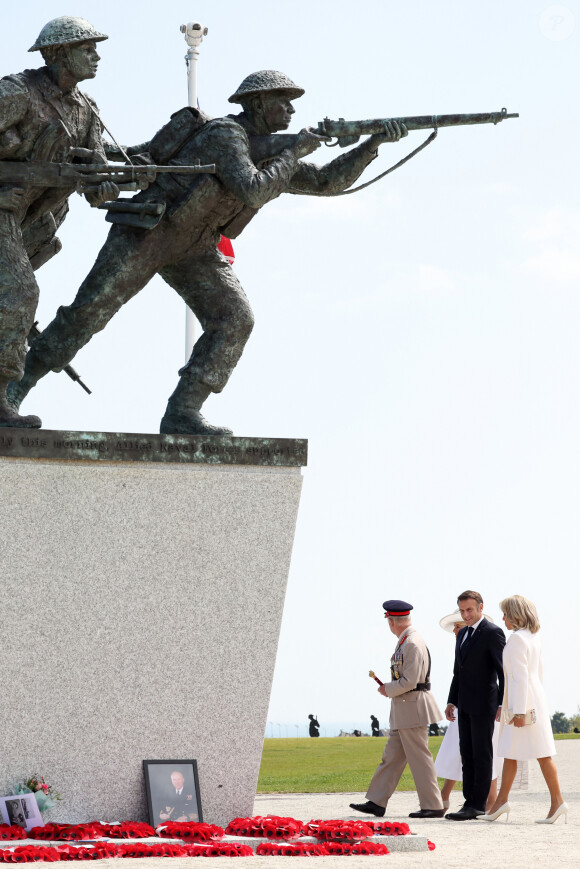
[0, 430, 306, 827]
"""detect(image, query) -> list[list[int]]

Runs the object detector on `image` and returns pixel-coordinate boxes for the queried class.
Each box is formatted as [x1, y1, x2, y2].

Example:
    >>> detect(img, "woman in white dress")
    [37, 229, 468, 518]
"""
[435, 611, 501, 812]
[480, 595, 567, 824]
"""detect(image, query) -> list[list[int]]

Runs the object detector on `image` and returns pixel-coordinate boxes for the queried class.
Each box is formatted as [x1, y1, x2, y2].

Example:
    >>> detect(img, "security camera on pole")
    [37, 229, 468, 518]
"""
[181, 21, 206, 113]
[180, 22, 235, 361]
[181, 21, 207, 361]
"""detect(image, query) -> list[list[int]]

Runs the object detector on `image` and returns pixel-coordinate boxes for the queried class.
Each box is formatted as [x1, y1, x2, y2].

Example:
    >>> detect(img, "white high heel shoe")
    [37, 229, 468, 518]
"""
[535, 802, 568, 824]
[479, 802, 510, 822]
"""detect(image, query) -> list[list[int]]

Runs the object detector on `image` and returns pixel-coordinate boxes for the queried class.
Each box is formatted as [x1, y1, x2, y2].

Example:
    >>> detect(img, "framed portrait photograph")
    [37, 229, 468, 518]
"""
[143, 760, 202, 827]
[0, 793, 43, 832]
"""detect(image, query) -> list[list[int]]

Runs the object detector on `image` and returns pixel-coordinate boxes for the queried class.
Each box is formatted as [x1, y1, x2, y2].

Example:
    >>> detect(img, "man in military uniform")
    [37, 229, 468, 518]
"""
[0, 16, 117, 428]
[157, 770, 199, 824]
[9, 70, 407, 434]
[350, 600, 445, 819]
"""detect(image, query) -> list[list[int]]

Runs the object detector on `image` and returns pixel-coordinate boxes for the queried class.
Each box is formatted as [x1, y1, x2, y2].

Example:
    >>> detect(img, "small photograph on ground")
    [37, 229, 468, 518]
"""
[0, 794, 42, 831]
[143, 760, 202, 826]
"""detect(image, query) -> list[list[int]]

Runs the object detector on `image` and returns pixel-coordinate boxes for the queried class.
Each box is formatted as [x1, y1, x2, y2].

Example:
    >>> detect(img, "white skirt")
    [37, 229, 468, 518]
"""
[498, 712, 556, 760]
[435, 717, 501, 780]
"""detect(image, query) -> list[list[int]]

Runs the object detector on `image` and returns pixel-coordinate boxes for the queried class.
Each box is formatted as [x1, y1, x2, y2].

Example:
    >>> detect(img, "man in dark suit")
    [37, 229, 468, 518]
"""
[445, 590, 505, 820]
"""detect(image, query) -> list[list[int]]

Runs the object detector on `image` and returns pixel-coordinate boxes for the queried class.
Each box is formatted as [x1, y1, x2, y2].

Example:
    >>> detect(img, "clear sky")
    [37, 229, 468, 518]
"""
[6, 1, 579, 733]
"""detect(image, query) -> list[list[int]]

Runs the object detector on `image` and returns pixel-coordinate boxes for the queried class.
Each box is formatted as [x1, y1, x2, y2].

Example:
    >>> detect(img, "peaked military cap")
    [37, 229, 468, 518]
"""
[383, 599, 413, 616]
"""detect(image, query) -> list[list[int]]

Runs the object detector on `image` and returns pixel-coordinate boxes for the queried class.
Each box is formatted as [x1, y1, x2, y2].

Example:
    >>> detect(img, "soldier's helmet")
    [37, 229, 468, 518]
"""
[228, 70, 305, 104]
[29, 16, 108, 52]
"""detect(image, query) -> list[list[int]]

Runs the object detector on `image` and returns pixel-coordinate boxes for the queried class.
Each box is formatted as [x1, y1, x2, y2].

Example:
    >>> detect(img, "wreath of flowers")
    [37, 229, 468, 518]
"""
[0, 828, 26, 842]
[191, 843, 253, 857]
[0, 846, 62, 863]
[56, 845, 118, 861]
[364, 819, 411, 836]
[29, 822, 157, 841]
[256, 841, 329, 856]
[156, 822, 225, 841]
[114, 842, 188, 858]
[305, 819, 374, 840]
[225, 816, 305, 839]
[29, 825, 94, 841]
[350, 841, 390, 855]
[100, 823, 157, 839]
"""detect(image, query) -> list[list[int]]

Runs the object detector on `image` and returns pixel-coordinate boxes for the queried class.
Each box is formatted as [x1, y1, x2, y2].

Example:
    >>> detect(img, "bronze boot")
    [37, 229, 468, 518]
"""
[160, 378, 232, 436]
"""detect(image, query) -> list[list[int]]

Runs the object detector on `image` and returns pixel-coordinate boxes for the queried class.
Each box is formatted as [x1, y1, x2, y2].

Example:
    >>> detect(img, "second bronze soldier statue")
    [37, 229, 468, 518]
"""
[0, 16, 117, 428]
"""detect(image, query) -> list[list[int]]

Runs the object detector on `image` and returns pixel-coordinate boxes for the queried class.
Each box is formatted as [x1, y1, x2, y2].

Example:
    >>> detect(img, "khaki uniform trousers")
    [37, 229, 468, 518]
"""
[366, 726, 443, 810]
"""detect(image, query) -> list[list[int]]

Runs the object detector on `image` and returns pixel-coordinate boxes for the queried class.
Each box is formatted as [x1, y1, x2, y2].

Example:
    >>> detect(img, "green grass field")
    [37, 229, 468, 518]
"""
[257, 734, 578, 793]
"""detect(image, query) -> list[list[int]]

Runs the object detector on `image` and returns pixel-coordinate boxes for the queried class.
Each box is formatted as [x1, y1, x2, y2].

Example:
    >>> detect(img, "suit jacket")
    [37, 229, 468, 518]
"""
[158, 781, 198, 822]
[447, 619, 505, 716]
[382, 625, 442, 730]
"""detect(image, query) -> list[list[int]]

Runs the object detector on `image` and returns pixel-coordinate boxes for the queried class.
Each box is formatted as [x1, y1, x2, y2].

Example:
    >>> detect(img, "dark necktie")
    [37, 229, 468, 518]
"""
[461, 626, 474, 656]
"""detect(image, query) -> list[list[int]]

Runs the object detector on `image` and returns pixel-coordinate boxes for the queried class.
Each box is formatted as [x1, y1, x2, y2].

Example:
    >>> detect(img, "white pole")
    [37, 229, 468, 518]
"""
[180, 22, 208, 362]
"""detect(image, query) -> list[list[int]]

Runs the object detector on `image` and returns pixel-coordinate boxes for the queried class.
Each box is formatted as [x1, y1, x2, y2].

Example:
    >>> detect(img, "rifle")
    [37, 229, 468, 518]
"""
[28, 323, 91, 394]
[249, 107, 519, 163]
[0, 160, 216, 193]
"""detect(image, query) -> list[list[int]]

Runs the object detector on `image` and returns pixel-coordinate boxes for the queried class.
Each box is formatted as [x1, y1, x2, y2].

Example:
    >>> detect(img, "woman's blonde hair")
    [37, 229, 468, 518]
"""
[500, 595, 540, 633]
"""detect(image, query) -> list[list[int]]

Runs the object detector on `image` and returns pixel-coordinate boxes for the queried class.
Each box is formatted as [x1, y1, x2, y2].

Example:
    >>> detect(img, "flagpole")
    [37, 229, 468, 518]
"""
[180, 21, 208, 362]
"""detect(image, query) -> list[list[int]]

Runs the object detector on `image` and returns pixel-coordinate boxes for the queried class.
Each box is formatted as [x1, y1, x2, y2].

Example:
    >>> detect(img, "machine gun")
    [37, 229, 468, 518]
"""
[249, 108, 519, 163]
[0, 160, 216, 193]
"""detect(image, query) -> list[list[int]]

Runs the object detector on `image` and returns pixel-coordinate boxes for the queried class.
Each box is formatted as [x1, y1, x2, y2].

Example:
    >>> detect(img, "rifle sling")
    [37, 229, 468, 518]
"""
[288, 129, 438, 197]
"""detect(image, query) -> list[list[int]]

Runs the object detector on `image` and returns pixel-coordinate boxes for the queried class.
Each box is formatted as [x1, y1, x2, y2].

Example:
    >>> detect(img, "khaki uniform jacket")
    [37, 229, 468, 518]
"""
[381, 626, 442, 730]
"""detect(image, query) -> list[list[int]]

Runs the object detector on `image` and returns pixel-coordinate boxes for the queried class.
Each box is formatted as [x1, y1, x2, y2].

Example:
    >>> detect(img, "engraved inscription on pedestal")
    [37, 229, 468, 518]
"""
[0, 429, 307, 467]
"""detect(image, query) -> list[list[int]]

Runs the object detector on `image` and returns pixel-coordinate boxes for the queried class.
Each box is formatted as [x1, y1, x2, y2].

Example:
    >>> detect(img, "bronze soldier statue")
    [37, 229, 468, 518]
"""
[0, 16, 118, 428]
[9, 70, 407, 434]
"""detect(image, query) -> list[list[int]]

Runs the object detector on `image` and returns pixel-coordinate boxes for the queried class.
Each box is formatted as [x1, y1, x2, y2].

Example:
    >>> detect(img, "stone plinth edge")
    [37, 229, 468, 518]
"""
[226, 834, 429, 852]
[9, 834, 429, 853]
[0, 428, 307, 467]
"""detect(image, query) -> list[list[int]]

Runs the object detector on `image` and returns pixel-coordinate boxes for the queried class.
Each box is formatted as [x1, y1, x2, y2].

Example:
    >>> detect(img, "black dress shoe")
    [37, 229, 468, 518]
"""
[349, 801, 386, 818]
[409, 809, 446, 818]
[445, 807, 484, 820]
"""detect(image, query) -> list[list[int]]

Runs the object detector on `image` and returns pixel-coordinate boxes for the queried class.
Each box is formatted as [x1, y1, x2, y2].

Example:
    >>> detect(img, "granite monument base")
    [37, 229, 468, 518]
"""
[0, 430, 306, 827]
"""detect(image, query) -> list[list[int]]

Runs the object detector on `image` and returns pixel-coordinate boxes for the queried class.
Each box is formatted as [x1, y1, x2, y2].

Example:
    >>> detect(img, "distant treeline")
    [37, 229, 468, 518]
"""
[551, 708, 580, 733]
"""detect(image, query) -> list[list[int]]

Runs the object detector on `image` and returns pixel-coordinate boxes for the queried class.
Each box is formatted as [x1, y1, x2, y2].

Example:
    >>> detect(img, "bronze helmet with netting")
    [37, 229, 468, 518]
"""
[228, 70, 304, 104]
[29, 17, 108, 52]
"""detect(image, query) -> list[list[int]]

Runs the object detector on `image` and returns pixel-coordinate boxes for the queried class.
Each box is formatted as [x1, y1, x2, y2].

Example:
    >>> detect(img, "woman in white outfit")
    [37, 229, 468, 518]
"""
[481, 595, 567, 824]
[435, 610, 501, 812]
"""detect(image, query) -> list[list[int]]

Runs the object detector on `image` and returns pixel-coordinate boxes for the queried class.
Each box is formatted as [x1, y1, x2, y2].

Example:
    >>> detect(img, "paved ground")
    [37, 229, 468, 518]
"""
[75, 741, 580, 867]
[252, 739, 578, 867]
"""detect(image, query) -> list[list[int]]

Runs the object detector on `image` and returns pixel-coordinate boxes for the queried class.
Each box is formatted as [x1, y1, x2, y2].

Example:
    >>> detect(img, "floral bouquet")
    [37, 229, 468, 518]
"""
[13, 776, 62, 813]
